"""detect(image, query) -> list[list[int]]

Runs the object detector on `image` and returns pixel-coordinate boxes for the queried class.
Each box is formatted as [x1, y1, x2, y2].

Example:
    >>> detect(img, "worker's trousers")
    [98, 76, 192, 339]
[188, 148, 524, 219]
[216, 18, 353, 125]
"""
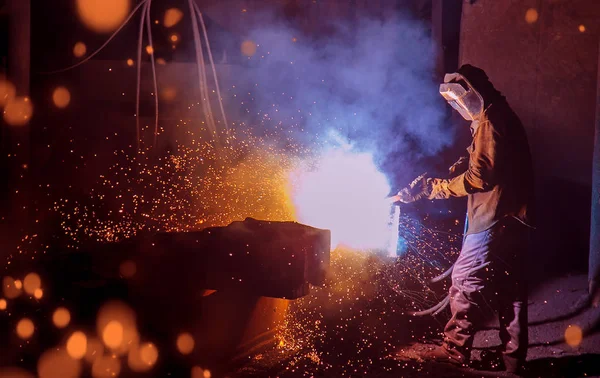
[443, 217, 529, 365]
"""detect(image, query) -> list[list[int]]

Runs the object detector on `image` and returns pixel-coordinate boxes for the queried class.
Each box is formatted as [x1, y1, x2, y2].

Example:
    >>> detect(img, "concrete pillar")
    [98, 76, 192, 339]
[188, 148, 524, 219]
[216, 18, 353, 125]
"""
[431, 0, 462, 79]
[590, 39, 600, 305]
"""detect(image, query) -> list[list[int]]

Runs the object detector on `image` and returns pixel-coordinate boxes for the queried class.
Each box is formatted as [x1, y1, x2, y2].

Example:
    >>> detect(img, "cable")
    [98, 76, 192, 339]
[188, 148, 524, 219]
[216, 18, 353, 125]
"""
[193, 2, 229, 132]
[39, 0, 148, 74]
[145, 0, 159, 147]
[135, 1, 148, 154]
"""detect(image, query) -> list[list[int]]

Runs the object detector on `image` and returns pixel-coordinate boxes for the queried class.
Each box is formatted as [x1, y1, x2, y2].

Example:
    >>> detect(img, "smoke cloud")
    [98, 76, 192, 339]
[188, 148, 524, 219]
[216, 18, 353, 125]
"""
[225, 9, 454, 184]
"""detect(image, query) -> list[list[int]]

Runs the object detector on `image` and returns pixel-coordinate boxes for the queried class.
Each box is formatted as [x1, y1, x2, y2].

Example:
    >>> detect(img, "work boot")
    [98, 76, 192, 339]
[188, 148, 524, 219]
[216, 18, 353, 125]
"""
[396, 342, 467, 367]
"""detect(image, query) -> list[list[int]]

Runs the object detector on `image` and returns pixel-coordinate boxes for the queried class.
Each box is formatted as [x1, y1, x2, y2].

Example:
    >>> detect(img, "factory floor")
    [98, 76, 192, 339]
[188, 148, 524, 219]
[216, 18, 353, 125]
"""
[236, 273, 600, 378]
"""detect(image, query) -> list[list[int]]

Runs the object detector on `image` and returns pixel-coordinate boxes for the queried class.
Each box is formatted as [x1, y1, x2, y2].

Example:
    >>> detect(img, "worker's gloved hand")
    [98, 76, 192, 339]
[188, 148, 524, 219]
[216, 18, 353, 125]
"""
[448, 156, 468, 175]
[397, 173, 432, 203]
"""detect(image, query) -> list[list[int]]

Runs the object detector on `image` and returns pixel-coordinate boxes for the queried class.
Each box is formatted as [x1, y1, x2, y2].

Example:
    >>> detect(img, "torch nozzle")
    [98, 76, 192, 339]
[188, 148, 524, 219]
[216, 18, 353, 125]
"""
[387, 195, 402, 203]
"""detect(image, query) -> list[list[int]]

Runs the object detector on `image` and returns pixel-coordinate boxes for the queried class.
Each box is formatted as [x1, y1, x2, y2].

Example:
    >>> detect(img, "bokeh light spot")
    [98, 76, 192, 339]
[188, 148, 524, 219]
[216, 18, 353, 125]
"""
[84, 338, 105, 363]
[565, 324, 583, 347]
[52, 307, 71, 328]
[14, 280, 22, 289]
[119, 260, 136, 278]
[97, 301, 138, 355]
[23, 273, 41, 295]
[191, 366, 211, 378]
[67, 331, 88, 359]
[164, 8, 183, 28]
[3, 276, 22, 299]
[579, 24, 586, 33]
[525, 8, 538, 24]
[161, 87, 177, 101]
[16, 318, 34, 340]
[126, 59, 134, 67]
[241, 40, 257, 57]
[38, 349, 81, 378]
[34, 288, 43, 299]
[3, 96, 33, 126]
[146, 45, 154, 55]
[52, 87, 71, 109]
[0, 367, 34, 378]
[91, 355, 121, 378]
[176, 332, 195, 355]
[102, 321, 124, 349]
[73, 42, 87, 58]
[127, 344, 147, 372]
[170, 34, 179, 43]
[156, 58, 166, 65]
[0, 78, 16, 107]
[76, 0, 131, 33]
[0, 299, 6, 310]
[139, 342, 158, 367]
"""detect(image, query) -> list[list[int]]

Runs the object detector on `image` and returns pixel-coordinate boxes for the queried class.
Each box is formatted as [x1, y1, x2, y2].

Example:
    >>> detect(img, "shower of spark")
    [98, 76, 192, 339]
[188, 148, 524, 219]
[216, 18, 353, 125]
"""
[54, 127, 306, 244]
[289, 146, 393, 250]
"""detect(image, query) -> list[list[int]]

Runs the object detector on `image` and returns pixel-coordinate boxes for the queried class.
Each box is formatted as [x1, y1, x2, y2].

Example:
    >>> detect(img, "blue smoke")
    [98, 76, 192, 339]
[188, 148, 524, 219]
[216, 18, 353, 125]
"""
[226, 11, 454, 184]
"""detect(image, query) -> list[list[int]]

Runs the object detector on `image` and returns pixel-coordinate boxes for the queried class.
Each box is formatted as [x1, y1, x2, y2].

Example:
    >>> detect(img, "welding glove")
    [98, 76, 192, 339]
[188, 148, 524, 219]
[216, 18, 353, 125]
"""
[448, 156, 468, 175]
[397, 173, 433, 203]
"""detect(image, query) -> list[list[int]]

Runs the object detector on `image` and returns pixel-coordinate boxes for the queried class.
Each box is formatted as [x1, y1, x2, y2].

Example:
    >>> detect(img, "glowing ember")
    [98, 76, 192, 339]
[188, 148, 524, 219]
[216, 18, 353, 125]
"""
[3, 276, 22, 299]
[52, 87, 71, 109]
[525, 8, 538, 24]
[76, 0, 131, 33]
[97, 301, 139, 355]
[66, 331, 88, 359]
[38, 348, 82, 378]
[241, 40, 257, 57]
[191, 367, 211, 378]
[176, 332, 195, 355]
[52, 307, 71, 328]
[73, 42, 87, 57]
[16, 318, 35, 340]
[102, 321, 124, 349]
[164, 8, 183, 28]
[34, 288, 44, 299]
[3, 96, 33, 126]
[139, 342, 158, 366]
[565, 324, 583, 347]
[23, 273, 41, 295]
[290, 147, 392, 250]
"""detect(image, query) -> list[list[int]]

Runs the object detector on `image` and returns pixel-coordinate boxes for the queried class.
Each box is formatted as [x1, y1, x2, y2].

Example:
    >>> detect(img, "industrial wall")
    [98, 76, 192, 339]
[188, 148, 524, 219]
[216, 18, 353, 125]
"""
[460, 0, 600, 278]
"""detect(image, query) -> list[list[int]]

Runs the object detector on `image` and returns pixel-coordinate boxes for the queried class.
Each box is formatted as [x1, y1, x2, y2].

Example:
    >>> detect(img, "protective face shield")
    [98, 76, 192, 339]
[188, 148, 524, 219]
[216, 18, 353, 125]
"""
[439, 73, 484, 121]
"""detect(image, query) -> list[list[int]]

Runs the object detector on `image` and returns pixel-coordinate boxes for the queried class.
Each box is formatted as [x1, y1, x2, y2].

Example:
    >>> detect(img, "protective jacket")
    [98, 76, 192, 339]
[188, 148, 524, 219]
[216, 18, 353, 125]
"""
[429, 65, 534, 235]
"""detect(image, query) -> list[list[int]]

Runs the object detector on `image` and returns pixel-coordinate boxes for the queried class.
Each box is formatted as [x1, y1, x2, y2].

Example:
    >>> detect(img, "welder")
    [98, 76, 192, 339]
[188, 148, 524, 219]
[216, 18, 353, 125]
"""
[397, 64, 534, 374]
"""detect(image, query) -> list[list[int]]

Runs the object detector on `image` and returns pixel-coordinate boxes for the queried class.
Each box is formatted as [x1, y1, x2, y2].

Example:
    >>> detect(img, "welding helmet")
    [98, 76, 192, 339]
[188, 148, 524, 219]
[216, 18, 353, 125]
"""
[439, 73, 484, 121]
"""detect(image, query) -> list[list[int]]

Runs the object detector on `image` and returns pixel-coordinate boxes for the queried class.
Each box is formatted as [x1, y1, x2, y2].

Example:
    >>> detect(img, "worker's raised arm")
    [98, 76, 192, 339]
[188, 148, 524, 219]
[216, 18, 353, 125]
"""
[428, 120, 500, 199]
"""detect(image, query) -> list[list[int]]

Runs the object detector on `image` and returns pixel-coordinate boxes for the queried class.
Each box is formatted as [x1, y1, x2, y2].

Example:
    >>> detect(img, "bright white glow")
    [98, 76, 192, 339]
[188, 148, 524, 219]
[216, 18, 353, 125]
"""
[289, 146, 392, 250]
